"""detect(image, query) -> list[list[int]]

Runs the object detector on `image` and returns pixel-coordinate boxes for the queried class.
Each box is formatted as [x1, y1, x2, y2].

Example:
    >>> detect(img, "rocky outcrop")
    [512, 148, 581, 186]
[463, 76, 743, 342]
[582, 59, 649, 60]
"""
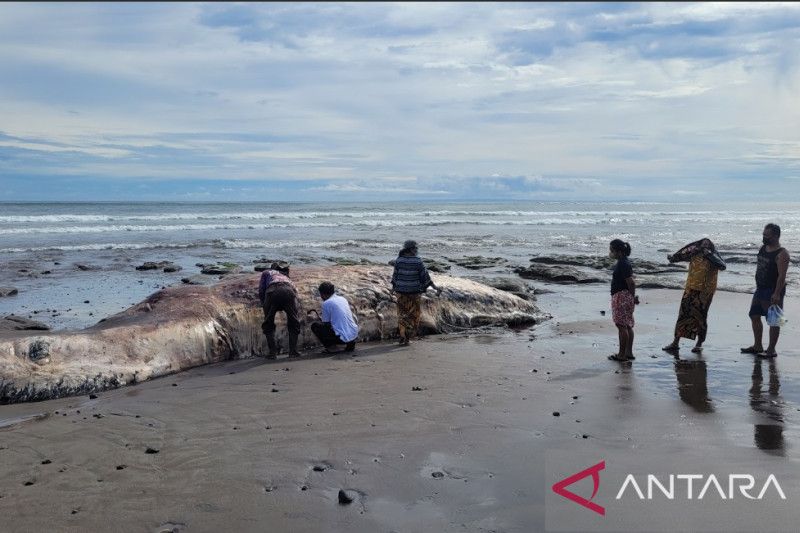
[0, 315, 50, 332]
[0, 287, 18, 297]
[515, 264, 606, 284]
[0, 266, 545, 404]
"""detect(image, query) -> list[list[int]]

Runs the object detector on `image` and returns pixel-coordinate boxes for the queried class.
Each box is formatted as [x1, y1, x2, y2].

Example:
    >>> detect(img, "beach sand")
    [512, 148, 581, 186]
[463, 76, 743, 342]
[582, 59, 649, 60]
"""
[1, 287, 798, 532]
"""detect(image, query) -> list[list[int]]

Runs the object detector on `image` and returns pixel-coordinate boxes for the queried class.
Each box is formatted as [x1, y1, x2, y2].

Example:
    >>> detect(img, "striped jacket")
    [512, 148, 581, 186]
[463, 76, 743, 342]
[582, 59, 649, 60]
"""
[391, 255, 432, 294]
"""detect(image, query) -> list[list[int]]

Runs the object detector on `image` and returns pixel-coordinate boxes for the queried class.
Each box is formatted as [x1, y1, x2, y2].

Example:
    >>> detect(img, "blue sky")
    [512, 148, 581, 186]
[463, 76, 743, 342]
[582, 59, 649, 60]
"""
[1, 2, 799, 201]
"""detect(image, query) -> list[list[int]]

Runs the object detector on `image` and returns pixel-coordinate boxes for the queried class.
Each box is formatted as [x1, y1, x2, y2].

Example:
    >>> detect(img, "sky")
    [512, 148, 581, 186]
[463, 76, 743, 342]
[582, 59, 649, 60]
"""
[1, 1, 799, 202]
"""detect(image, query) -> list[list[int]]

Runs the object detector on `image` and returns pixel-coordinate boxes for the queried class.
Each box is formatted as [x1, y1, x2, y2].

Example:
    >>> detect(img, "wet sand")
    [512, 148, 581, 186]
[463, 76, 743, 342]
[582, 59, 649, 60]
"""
[1, 287, 799, 532]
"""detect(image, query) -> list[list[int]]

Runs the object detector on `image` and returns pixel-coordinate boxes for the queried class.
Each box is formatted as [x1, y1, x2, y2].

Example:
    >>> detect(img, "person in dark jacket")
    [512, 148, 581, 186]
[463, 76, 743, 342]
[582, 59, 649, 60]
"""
[391, 240, 442, 346]
[258, 261, 302, 358]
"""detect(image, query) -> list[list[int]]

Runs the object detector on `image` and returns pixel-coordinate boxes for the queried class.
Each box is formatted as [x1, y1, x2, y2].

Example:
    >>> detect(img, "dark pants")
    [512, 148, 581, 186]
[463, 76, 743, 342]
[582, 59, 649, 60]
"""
[310, 321, 345, 347]
[262, 284, 301, 336]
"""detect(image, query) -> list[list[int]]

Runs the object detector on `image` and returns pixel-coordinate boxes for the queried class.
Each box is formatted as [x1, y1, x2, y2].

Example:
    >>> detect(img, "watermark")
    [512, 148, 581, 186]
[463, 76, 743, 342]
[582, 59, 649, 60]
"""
[546, 455, 790, 531]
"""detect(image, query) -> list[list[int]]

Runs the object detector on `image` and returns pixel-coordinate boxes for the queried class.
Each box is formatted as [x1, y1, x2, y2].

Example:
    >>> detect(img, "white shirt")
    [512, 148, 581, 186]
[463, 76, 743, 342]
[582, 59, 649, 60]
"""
[321, 294, 359, 342]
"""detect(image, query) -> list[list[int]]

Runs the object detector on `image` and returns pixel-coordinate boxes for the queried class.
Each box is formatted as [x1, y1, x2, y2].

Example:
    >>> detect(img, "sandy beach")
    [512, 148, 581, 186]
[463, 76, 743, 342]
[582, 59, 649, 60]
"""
[1, 285, 798, 532]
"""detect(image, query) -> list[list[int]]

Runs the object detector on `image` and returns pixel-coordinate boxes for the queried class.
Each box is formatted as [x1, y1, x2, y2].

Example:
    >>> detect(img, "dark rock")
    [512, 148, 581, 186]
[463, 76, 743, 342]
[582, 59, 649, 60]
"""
[41, 459, 52, 465]
[553, 411, 560, 417]
[0, 287, 19, 297]
[116, 465, 126, 470]
[181, 275, 212, 285]
[145, 447, 159, 454]
[24, 481, 34, 486]
[271, 388, 279, 393]
[163, 265, 182, 273]
[83, 300, 90, 304]
[515, 264, 605, 284]
[412, 386, 424, 391]
[28, 340, 50, 361]
[136, 261, 173, 271]
[431, 471, 445, 478]
[0, 315, 50, 331]
[338, 489, 355, 505]
[313, 465, 327, 472]
[75, 264, 99, 271]
[89, 394, 98, 399]
[199, 263, 241, 275]
[448, 256, 508, 270]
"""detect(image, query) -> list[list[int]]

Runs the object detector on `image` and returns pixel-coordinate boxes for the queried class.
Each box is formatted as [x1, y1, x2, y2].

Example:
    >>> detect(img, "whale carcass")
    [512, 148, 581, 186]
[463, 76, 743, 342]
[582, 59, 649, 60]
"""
[0, 266, 545, 403]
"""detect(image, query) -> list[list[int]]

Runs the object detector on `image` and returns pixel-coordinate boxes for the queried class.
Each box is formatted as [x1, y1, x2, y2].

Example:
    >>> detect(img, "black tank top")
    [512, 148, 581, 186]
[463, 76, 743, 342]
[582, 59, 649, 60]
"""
[755, 246, 784, 289]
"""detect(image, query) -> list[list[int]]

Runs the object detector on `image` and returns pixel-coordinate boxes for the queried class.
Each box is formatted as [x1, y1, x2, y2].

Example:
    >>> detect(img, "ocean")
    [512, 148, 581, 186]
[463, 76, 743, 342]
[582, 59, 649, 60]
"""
[1, 201, 798, 330]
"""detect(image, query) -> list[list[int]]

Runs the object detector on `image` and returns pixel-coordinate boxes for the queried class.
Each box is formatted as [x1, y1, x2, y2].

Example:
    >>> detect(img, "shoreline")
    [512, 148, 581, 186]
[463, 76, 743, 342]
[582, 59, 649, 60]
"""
[1, 286, 798, 531]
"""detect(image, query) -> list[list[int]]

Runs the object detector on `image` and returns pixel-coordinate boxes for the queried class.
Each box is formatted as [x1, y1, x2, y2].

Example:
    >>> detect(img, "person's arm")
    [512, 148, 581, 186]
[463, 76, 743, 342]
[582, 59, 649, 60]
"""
[772, 250, 790, 305]
[390, 262, 398, 293]
[624, 262, 638, 304]
[419, 260, 440, 294]
[258, 272, 270, 303]
[321, 300, 331, 323]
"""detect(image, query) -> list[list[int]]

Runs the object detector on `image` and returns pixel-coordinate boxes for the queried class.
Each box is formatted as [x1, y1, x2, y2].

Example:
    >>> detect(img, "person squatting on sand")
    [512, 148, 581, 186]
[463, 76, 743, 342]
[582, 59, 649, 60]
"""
[608, 239, 639, 362]
[259, 261, 302, 358]
[741, 223, 790, 358]
[391, 240, 442, 346]
[662, 238, 727, 355]
[308, 281, 359, 354]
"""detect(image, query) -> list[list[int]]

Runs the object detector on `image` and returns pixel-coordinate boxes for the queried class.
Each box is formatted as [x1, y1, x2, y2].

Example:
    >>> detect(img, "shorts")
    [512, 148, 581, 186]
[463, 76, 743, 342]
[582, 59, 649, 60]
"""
[611, 290, 635, 328]
[749, 287, 786, 317]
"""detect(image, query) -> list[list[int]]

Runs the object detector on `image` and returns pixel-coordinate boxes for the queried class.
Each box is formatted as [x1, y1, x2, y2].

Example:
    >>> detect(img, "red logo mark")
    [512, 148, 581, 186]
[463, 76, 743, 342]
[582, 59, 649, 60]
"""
[551, 460, 605, 516]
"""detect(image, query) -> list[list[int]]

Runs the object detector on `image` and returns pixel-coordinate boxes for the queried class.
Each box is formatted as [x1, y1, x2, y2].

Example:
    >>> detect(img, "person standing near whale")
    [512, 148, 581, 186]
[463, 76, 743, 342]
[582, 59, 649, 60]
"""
[741, 224, 790, 358]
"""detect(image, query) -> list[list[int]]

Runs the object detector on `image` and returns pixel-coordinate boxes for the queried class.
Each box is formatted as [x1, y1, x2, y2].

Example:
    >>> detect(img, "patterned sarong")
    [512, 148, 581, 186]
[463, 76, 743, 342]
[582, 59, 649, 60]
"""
[396, 293, 422, 339]
[611, 291, 635, 328]
[674, 289, 714, 341]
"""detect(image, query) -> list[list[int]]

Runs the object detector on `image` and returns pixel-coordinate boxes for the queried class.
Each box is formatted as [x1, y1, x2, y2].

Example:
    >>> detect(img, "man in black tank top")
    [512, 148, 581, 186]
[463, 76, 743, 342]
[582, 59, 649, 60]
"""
[741, 224, 790, 357]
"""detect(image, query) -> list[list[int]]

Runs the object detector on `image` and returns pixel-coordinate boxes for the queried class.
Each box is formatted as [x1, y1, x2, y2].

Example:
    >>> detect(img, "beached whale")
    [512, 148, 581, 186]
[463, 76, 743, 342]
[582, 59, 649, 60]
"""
[0, 266, 545, 404]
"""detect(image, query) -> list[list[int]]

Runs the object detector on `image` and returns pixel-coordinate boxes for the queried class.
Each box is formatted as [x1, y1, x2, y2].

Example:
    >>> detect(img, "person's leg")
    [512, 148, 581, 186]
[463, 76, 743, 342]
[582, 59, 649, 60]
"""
[626, 326, 635, 359]
[396, 294, 408, 344]
[310, 321, 339, 348]
[742, 291, 767, 353]
[409, 294, 422, 342]
[749, 315, 764, 352]
[663, 335, 680, 352]
[765, 326, 780, 356]
[614, 325, 628, 358]
[262, 303, 279, 357]
[280, 288, 302, 356]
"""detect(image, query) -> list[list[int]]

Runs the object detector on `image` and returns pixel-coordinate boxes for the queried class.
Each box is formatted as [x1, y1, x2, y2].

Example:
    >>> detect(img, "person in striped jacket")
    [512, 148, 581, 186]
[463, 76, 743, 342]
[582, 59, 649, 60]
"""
[390, 240, 442, 346]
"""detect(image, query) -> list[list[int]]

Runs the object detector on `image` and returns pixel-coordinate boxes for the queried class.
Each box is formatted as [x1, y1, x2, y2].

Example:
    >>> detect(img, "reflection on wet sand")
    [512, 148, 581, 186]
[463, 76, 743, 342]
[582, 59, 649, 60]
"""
[750, 357, 785, 455]
[674, 357, 714, 413]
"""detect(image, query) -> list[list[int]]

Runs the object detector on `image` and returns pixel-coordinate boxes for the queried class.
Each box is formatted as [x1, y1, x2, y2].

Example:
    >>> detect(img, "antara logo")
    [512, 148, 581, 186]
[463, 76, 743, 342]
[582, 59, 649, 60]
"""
[615, 474, 786, 500]
[551, 460, 606, 516]
[552, 461, 786, 516]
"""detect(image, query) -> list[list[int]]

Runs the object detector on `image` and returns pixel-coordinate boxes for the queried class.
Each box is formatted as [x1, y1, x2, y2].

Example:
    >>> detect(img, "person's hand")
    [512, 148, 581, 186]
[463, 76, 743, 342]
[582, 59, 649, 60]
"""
[771, 293, 782, 306]
[634, 295, 640, 305]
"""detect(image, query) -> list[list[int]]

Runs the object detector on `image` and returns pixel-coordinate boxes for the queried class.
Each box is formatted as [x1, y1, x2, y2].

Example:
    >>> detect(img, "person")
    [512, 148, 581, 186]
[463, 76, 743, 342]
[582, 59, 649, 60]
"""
[258, 261, 302, 358]
[608, 239, 638, 362]
[309, 281, 359, 354]
[391, 240, 442, 346]
[662, 238, 727, 354]
[741, 224, 790, 358]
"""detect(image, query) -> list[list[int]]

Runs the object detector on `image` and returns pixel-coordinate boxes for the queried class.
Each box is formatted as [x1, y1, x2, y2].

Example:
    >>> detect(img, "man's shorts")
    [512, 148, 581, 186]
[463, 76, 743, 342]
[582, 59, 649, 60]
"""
[749, 287, 786, 317]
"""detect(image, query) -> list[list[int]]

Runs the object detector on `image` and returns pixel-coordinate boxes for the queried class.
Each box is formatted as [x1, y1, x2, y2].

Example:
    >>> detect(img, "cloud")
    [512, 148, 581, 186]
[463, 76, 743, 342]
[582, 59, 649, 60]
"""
[0, 2, 799, 200]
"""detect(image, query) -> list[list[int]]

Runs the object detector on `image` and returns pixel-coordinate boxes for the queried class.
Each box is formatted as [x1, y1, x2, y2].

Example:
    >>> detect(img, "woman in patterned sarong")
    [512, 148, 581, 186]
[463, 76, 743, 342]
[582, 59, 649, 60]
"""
[662, 238, 726, 354]
[391, 240, 442, 346]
